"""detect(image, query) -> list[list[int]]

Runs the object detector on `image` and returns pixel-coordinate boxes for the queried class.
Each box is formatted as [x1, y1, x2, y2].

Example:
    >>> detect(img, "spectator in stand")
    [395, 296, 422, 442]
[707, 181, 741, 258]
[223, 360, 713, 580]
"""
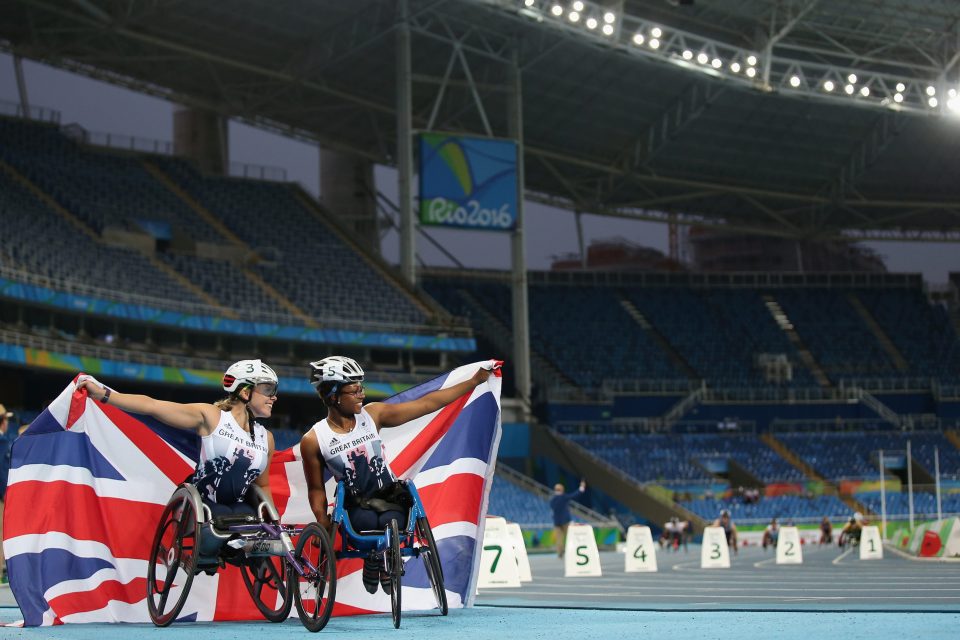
[819, 516, 833, 545]
[0, 404, 16, 584]
[550, 479, 586, 558]
[761, 517, 780, 551]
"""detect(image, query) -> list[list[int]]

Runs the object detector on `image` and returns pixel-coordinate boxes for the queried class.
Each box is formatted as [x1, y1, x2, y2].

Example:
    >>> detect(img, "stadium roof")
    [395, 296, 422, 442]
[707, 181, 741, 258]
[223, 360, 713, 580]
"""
[4, 0, 960, 240]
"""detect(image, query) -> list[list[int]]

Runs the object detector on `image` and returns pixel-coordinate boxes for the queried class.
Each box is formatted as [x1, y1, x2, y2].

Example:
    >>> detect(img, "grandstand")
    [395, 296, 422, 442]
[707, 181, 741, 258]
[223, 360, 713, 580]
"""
[2, 0, 960, 541]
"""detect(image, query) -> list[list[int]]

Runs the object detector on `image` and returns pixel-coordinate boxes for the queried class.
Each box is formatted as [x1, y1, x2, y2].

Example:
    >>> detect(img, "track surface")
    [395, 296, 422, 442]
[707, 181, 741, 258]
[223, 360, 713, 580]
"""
[0, 545, 957, 638]
[477, 544, 960, 611]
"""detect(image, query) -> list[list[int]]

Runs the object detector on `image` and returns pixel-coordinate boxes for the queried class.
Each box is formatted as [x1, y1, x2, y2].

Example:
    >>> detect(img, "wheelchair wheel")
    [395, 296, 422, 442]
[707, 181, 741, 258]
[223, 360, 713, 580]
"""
[416, 516, 447, 615]
[147, 488, 201, 627]
[241, 555, 294, 622]
[387, 518, 402, 629]
[293, 523, 337, 633]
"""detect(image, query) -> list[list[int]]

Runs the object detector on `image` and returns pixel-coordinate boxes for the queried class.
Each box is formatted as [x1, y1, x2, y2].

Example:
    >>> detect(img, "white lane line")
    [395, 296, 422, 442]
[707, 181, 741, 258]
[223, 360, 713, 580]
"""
[832, 548, 854, 565]
[753, 557, 778, 568]
[489, 585, 960, 593]
[479, 591, 960, 600]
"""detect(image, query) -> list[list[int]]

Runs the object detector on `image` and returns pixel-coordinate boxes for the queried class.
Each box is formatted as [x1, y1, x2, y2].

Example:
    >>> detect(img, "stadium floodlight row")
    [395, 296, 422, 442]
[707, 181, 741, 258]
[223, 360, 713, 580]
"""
[489, 0, 957, 116]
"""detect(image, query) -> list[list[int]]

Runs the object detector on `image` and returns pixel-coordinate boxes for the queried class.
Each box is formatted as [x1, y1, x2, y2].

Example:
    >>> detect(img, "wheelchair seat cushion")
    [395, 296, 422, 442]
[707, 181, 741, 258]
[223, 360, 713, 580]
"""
[346, 481, 413, 514]
[212, 513, 259, 531]
[202, 497, 258, 532]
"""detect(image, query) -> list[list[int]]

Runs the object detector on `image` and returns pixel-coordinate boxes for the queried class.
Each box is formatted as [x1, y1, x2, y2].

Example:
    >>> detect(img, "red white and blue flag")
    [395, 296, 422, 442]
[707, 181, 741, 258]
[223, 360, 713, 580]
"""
[2, 361, 502, 625]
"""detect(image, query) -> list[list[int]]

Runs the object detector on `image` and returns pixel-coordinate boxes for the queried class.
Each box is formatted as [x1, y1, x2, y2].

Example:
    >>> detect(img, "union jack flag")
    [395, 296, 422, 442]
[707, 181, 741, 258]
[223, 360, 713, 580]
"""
[2, 361, 502, 625]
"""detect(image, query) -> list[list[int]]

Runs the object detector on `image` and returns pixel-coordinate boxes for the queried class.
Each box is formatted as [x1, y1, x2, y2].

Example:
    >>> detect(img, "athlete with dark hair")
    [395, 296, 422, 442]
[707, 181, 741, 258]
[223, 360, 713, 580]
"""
[299, 355, 500, 595]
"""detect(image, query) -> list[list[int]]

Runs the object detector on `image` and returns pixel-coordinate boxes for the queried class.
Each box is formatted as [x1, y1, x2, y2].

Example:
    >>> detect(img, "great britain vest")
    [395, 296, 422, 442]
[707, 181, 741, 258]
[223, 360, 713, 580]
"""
[191, 410, 269, 504]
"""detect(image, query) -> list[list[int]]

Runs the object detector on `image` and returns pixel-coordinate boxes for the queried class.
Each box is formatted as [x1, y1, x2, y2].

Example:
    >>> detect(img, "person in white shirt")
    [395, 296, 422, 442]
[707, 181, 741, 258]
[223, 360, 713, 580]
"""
[75, 359, 280, 518]
[299, 355, 499, 595]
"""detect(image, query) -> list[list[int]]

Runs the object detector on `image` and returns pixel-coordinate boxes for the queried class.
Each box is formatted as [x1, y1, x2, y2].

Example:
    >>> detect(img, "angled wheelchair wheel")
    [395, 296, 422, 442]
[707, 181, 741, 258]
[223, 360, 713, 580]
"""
[241, 555, 294, 622]
[147, 486, 202, 627]
[388, 519, 402, 629]
[416, 516, 447, 615]
[293, 523, 337, 633]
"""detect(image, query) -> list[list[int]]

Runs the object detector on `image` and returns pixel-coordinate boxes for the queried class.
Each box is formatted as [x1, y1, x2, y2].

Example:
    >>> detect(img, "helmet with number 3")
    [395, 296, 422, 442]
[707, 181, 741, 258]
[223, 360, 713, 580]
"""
[308, 356, 365, 390]
[222, 359, 279, 393]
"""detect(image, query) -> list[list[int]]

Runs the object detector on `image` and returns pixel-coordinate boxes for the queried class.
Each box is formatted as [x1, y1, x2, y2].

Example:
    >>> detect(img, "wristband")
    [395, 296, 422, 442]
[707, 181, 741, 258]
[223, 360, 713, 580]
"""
[100, 387, 112, 404]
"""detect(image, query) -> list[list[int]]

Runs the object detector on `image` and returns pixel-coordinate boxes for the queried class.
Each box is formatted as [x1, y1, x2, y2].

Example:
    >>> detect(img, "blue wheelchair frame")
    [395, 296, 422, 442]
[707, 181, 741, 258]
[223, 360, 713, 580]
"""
[330, 478, 447, 628]
[330, 479, 428, 557]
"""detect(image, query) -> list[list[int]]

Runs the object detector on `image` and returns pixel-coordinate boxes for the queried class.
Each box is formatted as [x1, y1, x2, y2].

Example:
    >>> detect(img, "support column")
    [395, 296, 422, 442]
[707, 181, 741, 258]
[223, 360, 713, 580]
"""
[319, 149, 378, 252]
[509, 47, 532, 412]
[397, 0, 416, 286]
[575, 210, 586, 268]
[173, 107, 228, 175]
[13, 55, 30, 119]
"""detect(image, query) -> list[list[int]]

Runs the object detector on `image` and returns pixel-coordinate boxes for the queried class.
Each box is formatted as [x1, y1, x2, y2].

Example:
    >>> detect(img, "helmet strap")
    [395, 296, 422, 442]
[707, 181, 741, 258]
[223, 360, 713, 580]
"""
[232, 386, 257, 443]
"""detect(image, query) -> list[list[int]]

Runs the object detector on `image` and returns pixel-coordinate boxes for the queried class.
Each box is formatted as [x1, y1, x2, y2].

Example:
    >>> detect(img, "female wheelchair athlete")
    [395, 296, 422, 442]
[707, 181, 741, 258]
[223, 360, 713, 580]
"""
[331, 478, 447, 629]
[146, 482, 337, 631]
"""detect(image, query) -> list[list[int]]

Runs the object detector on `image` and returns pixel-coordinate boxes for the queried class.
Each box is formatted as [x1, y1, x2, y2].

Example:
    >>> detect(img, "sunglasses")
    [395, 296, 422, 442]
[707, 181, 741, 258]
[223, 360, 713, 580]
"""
[340, 384, 365, 398]
[254, 382, 279, 397]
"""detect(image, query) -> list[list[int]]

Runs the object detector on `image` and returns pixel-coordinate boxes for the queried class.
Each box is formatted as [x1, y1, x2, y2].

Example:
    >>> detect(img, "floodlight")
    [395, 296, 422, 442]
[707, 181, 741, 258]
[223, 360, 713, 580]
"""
[651, 27, 662, 38]
[745, 67, 756, 78]
[789, 75, 801, 87]
[730, 61, 741, 73]
[893, 93, 903, 103]
[746, 55, 757, 66]
[844, 84, 854, 95]
[569, 10, 580, 22]
[633, 33, 645, 45]
[926, 85, 936, 96]
[895, 82, 906, 92]
[551, 4, 563, 16]
[859, 86, 870, 97]
[572, 0, 584, 11]
[711, 58, 722, 68]
[847, 73, 857, 84]
[586, 16, 597, 28]
[823, 80, 834, 92]
[929, 97, 938, 108]
[601, 24, 614, 35]
[603, 12, 616, 23]
[524, 0, 536, 7]
[697, 52, 708, 64]
[649, 38, 660, 49]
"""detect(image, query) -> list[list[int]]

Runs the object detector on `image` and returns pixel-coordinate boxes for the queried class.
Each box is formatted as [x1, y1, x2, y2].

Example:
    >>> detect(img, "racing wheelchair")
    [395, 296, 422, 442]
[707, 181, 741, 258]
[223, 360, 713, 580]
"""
[331, 479, 447, 629]
[147, 482, 336, 631]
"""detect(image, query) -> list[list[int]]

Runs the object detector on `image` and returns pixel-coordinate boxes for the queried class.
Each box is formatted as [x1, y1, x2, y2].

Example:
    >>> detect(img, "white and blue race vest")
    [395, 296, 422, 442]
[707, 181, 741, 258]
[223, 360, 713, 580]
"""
[312, 407, 396, 499]
[192, 410, 269, 504]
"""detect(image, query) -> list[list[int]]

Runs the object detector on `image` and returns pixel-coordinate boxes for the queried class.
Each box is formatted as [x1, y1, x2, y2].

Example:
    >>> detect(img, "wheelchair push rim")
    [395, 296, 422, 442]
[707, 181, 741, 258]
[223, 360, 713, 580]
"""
[387, 519, 402, 629]
[293, 523, 337, 632]
[147, 491, 200, 627]
[415, 516, 448, 615]
[240, 554, 294, 622]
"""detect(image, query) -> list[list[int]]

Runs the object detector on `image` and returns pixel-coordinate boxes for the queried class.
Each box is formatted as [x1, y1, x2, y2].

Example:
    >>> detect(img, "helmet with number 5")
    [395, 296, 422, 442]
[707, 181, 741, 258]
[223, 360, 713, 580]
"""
[222, 359, 279, 393]
[308, 356, 365, 390]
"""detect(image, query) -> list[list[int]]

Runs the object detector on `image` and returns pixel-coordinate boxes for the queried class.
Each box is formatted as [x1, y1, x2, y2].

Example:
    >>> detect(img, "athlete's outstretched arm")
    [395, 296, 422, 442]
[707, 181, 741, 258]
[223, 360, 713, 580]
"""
[75, 374, 217, 432]
[365, 361, 500, 429]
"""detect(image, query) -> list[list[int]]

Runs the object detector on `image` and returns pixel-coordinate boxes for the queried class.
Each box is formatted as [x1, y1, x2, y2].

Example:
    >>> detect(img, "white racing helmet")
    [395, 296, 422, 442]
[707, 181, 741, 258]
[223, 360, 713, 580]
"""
[222, 359, 279, 394]
[309, 356, 365, 392]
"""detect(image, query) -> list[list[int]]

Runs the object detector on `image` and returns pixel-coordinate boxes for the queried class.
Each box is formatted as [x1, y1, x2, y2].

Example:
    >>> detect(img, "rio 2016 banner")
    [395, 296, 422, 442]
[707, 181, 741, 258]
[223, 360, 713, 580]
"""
[419, 133, 518, 230]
